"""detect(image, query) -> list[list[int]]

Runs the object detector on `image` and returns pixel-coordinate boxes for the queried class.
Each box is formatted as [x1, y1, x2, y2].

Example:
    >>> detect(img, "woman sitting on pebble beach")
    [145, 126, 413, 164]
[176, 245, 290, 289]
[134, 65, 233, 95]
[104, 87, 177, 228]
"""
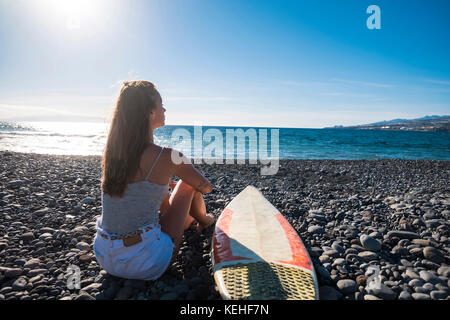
[93, 80, 215, 281]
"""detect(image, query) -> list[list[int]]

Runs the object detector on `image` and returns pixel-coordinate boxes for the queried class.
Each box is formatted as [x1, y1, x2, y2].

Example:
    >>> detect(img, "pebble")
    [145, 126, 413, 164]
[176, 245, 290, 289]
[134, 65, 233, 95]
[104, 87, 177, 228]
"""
[23, 258, 41, 269]
[336, 279, 358, 295]
[400, 259, 413, 267]
[81, 283, 102, 293]
[423, 246, 445, 264]
[27, 269, 48, 277]
[357, 251, 378, 262]
[360, 234, 381, 252]
[323, 249, 340, 258]
[437, 266, 450, 278]
[409, 279, 424, 287]
[419, 270, 444, 285]
[5, 268, 23, 278]
[20, 232, 35, 243]
[76, 242, 91, 251]
[366, 283, 397, 300]
[12, 277, 28, 292]
[81, 197, 95, 205]
[398, 291, 412, 300]
[430, 290, 448, 300]
[308, 225, 325, 235]
[411, 293, 431, 300]
[386, 231, 420, 240]
[332, 258, 347, 267]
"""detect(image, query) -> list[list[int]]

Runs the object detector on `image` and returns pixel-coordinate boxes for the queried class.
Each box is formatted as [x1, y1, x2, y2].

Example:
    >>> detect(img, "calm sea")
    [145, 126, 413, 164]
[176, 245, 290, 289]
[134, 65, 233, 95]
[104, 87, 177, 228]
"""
[0, 121, 449, 160]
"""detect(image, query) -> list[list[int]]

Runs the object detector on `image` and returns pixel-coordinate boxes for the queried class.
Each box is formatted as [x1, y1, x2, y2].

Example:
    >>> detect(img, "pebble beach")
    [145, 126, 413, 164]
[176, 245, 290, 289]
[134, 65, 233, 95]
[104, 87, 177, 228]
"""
[0, 150, 449, 300]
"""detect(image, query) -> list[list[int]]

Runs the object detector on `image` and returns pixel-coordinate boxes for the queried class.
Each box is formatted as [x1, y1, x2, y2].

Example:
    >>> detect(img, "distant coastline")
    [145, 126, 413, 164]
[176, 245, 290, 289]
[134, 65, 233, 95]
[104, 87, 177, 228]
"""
[325, 115, 450, 133]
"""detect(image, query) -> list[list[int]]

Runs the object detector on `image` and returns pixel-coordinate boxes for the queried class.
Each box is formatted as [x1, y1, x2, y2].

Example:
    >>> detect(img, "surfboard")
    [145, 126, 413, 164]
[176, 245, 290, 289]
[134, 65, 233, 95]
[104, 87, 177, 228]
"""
[211, 185, 319, 300]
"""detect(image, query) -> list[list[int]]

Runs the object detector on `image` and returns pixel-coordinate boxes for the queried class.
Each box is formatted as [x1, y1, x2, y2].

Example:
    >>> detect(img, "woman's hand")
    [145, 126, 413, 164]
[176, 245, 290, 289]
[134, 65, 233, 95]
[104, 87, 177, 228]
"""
[169, 179, 178, 190]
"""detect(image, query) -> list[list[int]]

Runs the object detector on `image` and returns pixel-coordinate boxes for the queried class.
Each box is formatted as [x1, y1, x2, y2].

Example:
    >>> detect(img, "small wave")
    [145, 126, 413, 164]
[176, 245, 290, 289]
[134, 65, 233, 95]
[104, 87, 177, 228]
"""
[0, 131, 98, 138]
[0, 121, 36, 132]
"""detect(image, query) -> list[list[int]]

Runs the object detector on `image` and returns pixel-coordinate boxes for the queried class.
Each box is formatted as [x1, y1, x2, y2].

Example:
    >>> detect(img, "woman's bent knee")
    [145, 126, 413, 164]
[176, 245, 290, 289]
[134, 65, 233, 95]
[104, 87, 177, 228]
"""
[175, 180, 196, 193]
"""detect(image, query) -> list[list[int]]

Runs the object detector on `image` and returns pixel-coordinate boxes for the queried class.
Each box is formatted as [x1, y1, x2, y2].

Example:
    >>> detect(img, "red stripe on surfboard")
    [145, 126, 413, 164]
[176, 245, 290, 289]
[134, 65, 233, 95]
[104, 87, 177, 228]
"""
[213, 208, 249, 264]
[274, 213, 312, 271]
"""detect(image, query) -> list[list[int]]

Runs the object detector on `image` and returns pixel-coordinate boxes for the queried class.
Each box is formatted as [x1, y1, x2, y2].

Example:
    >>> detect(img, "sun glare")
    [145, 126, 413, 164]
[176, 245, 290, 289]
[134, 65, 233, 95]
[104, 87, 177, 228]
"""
[38, 0, 101, 31]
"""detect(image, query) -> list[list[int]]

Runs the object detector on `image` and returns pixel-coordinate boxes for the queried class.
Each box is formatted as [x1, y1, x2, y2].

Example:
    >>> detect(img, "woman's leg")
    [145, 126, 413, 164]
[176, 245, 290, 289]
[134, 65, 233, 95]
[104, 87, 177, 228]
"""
[159, 180, 196, 254]
[188, 191, 215, 231]
[159, 180, 215, 268]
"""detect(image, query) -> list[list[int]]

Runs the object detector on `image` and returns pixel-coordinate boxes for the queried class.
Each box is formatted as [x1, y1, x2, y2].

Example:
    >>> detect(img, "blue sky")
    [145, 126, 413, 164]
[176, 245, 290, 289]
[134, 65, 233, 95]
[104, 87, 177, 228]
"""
[0, 0, 449, 128]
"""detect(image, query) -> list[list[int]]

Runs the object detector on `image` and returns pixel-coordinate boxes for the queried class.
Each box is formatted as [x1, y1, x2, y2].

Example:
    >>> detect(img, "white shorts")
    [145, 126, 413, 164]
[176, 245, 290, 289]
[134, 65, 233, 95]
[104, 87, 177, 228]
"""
[93, 218, 174, 281]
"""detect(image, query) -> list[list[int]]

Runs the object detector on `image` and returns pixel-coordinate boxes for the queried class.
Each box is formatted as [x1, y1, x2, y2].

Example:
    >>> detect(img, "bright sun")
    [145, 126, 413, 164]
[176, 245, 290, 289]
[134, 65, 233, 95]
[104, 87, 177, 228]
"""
[40, 0, 101, 31]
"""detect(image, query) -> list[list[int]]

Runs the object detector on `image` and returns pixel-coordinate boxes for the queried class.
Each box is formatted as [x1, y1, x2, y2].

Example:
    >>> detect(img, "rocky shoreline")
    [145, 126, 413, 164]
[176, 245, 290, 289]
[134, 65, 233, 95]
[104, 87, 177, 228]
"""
[0, 150, 449, 300]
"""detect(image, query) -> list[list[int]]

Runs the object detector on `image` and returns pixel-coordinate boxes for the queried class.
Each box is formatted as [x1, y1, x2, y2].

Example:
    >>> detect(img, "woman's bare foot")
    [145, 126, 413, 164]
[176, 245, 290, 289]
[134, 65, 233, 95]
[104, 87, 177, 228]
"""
[196, 213, 215, 232]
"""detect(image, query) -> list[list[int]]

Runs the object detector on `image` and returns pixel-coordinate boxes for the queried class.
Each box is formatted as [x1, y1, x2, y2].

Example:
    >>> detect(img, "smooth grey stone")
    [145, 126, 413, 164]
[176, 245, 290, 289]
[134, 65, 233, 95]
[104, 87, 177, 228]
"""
[421, 260, 440, 270]
[400, 259, 413, 267]
[27, 269, 47, 277]
[357, 251, 378, 262]
[81, 283, 103, 293]
[430, 290, 448, 300]
[23, 258, 41, 269]
[409, 279, 425, 287]
[405, 269, 420, 279]
[421, 283, 435, 293]
[319, 255, 331, 264]
[4, 268, 23, 278]
[323, 249, 340, 258]
[423, 246, 445, 264]
[411, 293, 431, 300]
[75, 242, 90, 251]
[425, 219, 443, 229]
[12, 277, 28, 292]
[81, 197, 95, 205]
[410, 248, 423, 257]
[398, 291, 412, 300]
[331, 242, 345, 253]
[360, 234, 381, 252]
[308, 226, 325, 235]
[386, 231, 420, 240]
[20, 232, 35, 243]
[316, 265, 331, 281]
[337, 279, 358, 295]
[437, 266, 450, 278]
[332, 258, 347, 267]
[419, 270, 445, 285]
[368, 283, 397, 300]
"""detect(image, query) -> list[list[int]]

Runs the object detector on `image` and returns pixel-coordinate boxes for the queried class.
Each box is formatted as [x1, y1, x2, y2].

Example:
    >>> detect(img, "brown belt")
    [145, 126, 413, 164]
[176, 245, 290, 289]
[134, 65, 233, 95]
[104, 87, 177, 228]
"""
[99, 225, 155, 247]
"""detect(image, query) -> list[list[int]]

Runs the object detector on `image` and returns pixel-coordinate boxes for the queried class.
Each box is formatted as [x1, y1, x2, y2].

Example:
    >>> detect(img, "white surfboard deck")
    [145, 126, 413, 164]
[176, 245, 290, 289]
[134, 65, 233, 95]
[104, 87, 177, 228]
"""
[211, 185, 319, 300]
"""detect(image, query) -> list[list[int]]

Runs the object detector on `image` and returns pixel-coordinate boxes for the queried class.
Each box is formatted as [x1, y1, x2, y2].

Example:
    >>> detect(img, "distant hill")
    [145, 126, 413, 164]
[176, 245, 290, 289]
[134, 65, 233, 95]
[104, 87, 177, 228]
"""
[325, 115, 450, 132]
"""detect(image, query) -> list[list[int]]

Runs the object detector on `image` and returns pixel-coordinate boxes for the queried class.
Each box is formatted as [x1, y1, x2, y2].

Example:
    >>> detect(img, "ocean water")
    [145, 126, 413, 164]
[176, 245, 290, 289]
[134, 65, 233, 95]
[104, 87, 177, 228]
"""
[0, 121, 449, 160]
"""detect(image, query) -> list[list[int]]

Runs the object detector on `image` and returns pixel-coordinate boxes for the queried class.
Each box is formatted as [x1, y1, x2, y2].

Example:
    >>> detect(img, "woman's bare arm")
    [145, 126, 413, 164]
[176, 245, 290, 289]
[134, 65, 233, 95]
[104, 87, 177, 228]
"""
[168, 148, 213, 194]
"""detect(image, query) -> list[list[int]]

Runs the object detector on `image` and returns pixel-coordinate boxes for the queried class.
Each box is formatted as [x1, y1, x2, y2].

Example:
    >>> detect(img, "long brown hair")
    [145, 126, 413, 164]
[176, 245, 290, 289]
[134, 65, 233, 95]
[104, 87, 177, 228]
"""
[102, 80, 159, 197]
